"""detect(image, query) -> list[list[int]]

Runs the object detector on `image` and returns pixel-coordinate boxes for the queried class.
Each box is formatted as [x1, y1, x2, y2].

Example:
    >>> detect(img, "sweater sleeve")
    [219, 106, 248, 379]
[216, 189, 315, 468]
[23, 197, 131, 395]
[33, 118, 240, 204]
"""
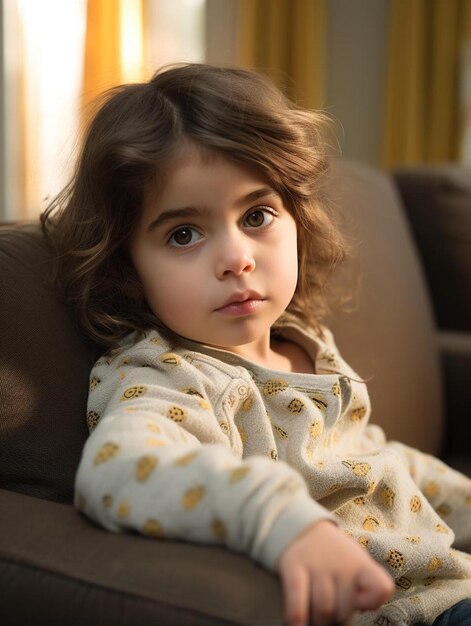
[75, 340, 335, 571]
[387, 441, 471, 551]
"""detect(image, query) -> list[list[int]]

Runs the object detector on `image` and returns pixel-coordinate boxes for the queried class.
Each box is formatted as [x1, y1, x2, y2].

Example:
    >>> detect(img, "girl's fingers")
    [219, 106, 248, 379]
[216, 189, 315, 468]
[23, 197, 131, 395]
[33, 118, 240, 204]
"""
[355, 568, 395, 610]
[281, 566, 309, 626]
[334, 575, 355, 624]
[311, 575, 336, 626]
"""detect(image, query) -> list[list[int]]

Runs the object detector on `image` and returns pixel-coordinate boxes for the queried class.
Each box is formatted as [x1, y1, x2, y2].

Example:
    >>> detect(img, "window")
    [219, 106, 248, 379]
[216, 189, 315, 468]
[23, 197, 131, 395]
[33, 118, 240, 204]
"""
[0, 0, 205, 221]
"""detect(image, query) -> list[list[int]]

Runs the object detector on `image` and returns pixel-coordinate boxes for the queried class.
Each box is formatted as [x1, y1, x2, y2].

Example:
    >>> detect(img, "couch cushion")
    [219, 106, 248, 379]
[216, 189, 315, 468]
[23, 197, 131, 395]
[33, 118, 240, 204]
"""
[0, 225, 94, 503]
[0, 489, 282, 626]
[326, 160, 443, 454]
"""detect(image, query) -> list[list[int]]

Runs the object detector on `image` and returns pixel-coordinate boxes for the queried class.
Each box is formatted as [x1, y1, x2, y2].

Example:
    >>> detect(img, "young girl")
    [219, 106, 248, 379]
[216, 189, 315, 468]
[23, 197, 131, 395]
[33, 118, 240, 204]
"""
[41, 64, 471, 626]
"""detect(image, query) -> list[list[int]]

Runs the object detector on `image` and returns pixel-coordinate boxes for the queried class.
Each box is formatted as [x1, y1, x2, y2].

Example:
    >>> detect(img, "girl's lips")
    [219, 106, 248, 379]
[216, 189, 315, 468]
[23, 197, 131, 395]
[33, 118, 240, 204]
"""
[215, 293, 265, 316]
[216, 298, 265, 316]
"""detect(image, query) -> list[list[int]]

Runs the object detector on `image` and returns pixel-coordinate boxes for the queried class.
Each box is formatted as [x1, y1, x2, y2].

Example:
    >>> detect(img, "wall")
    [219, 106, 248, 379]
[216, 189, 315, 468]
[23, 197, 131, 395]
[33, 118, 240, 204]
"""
[206, 0, 390, 166]
[0, 1, 4, 220]
[326, 0, 389, 165]
[1, 0, 21, 222]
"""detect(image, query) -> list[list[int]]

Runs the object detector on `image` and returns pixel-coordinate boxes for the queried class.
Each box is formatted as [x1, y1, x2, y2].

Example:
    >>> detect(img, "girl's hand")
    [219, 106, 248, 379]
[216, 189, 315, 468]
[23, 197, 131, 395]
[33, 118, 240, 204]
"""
[278, 520, 395, 626]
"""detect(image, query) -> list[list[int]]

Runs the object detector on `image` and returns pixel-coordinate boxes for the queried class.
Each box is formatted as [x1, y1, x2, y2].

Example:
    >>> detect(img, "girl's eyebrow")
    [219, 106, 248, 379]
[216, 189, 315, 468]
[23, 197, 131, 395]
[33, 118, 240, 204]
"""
[147, 207, 203, 233]
[146, 187, 278, 233]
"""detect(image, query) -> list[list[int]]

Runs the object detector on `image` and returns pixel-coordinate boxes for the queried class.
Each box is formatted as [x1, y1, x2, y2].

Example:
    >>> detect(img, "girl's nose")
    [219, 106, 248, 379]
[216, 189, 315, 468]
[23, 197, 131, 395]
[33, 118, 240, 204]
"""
[215, 235, 256, 279]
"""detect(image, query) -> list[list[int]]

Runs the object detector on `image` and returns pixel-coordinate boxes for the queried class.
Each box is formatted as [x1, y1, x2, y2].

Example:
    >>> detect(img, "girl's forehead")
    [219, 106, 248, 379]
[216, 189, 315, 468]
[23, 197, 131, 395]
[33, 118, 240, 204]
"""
[138, 148, 279, 232]
[149, 142, 271, 200]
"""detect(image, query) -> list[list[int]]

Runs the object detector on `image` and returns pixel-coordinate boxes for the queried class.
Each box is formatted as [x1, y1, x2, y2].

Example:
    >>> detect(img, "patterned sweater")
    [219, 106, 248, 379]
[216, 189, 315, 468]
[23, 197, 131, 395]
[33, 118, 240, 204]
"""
[75, 321, 471, 626]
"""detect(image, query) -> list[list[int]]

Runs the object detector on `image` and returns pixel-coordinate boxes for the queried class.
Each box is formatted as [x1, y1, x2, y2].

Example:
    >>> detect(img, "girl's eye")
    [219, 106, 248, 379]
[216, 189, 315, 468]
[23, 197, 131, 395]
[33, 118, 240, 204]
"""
[168, 227, 202, 248]
[244, 208, 274, 229]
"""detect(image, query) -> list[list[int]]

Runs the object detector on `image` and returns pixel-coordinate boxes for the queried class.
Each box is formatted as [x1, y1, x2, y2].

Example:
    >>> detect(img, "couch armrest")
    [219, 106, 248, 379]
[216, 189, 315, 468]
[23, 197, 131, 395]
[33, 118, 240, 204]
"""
[393, 166, 471, 332]
[438, 331, 471, 475]
[0, 489, 283, 626]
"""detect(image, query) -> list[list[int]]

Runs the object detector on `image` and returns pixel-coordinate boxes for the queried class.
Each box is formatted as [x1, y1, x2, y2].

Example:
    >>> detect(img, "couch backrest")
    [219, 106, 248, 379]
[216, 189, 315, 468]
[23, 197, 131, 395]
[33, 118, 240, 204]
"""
[326, 160, 443, 453]
[0, 161, 443, 504]
[0, 226, 94, 503]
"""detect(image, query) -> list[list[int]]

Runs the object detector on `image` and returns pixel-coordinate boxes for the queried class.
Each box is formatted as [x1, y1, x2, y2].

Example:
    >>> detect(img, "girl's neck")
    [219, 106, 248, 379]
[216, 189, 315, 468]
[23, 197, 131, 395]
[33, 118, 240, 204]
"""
[213, 334, 315, 374]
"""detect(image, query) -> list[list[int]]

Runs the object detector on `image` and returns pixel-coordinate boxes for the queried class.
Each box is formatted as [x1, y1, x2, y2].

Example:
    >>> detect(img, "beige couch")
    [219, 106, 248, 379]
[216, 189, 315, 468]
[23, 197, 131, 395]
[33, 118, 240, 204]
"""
[0, 160, 470, 625]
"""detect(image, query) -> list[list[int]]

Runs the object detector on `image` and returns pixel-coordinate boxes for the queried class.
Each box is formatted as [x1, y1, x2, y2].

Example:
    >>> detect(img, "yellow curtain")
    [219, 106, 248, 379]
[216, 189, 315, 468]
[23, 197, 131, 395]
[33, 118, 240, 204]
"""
[382, 0, 471, 168]
[460, 1, 471, 163]
[82, 0, 145, 114]
[236, 0, 326, 110]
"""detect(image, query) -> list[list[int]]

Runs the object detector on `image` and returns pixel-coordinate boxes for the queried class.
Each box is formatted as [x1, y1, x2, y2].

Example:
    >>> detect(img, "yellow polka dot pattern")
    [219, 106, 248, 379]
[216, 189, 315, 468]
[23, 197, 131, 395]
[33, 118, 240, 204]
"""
[423, 481, 440, 498]
[180, 388, 210, 409]
[229, 466, 251, 484]
[379, 486, 395, 508]
[410, 496, 422, 512]
[212, 518, 227, 540]
[350, 406, 367, 422]
[309, 395, 327, 412]
[167, 406, 186, 422]
[182, 486, 205, 510]
[175, 451, 199, 466]
[241, 395, 253, 411]
[120, 385, 146, 401]
[386, 549, 405, 569]
[363, 516, 380, 531]
[406, 535, 421, 544]
[309, 421, 323, 438]
[136, 455, 158, 481]
[87, 411, 100, 430]
[93, 442, 120, 465]
[435, 523, 448, 534]
[287, 398, 305, 414]
[342, 460, 371, 477]
[263, 379, 288, 396]
[396, 577, 412, 590]
[102, 494, 113, 508]
[180, 387, 202, 397]
[428, 556, 442, 572]
[436, 504, 451, 517]
[117, 500, 130, 519]
[143, 519, 164, 537]
[145, 438, 165, 447]
[160, 352, 181, 365]
[273, 425, 288, 440]
[237, 426, 247, 443]
[89, 377, 100, 392]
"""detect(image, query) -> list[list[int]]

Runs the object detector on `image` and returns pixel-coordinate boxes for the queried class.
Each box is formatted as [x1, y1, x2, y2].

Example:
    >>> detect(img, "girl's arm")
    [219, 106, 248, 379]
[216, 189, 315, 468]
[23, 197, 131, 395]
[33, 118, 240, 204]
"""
[75, 344, 335, 571]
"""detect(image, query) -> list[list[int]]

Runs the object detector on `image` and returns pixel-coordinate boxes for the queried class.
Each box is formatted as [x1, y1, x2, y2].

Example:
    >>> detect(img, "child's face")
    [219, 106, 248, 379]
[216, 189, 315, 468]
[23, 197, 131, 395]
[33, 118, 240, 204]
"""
[129, 145, 298, 353]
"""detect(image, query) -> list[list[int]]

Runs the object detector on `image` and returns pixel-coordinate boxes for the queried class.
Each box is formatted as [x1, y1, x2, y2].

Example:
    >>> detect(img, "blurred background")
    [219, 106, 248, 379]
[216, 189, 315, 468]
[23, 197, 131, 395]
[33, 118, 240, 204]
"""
[1, 0, 470, 221]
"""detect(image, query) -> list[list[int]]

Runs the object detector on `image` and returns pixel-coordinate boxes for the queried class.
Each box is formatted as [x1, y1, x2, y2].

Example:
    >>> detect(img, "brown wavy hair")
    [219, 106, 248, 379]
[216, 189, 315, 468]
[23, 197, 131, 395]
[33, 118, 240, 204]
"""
[41, 63, 349, 348]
